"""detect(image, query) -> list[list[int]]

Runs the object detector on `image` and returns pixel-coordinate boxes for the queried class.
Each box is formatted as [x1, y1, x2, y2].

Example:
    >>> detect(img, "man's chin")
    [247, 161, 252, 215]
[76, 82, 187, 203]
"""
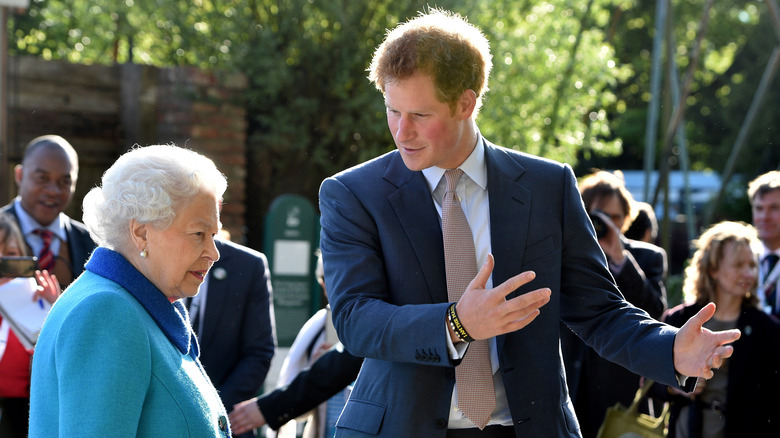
[32, 211, 59, 227]
[399, 155, 428, 172]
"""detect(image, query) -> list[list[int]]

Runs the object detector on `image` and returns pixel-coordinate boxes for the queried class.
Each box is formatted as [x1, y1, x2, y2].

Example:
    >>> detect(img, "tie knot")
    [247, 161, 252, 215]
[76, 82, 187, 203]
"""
[34, 228, 54, 243]
[444, 168, 464, 193]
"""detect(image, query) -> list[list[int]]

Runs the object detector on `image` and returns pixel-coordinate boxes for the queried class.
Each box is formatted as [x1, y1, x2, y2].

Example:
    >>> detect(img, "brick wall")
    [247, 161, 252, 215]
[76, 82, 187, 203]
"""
[1, 57, 249, 243]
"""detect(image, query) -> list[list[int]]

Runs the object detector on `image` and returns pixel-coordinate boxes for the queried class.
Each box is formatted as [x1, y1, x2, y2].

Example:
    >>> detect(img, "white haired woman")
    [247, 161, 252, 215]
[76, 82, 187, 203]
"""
[29, 145, 231, 437]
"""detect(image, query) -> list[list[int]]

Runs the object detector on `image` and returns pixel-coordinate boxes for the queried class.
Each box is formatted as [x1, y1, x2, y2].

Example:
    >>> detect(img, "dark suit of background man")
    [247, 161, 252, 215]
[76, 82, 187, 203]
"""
[0, 135, 97, 438]
[318, 8, 740, 438]
[192, 237, 277, 438]
[748, 171, 780, 315]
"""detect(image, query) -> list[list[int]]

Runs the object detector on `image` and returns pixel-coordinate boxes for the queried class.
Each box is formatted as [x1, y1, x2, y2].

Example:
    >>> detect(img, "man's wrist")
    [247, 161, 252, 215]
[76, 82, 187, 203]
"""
[447, 303, 475, 343]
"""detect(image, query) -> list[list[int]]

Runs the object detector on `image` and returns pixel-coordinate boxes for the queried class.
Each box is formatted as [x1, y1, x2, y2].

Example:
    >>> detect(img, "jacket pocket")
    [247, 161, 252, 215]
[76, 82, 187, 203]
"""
[522, 235, 556, 265]
[337, 398, 386, 434]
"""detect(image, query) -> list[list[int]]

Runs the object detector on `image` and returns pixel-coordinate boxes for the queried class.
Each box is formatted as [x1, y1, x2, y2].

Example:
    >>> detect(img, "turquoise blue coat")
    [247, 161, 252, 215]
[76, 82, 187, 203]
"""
[29, 248, 231, 437]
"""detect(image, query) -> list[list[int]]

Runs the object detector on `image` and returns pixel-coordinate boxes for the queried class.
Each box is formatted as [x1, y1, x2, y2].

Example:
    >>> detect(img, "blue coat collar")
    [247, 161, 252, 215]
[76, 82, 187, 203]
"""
[85, 247, 199, 359]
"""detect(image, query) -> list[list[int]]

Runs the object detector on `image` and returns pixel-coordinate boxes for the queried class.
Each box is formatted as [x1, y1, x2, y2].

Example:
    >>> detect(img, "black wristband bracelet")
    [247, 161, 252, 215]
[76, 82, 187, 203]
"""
[447, 303, 475, 343]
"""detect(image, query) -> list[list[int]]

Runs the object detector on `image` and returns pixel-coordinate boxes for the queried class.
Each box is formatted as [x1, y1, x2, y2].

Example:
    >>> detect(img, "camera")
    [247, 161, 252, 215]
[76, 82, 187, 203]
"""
[588, 212, 608, 239]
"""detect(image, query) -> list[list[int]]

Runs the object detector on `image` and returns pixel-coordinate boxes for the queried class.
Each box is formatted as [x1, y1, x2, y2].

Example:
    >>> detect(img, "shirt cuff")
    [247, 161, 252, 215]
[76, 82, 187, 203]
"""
[445, 323, 468, 359]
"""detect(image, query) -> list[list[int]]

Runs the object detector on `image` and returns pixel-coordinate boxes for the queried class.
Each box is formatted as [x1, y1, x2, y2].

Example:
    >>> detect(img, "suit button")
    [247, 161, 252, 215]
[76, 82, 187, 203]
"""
[435, 418, 447, 429]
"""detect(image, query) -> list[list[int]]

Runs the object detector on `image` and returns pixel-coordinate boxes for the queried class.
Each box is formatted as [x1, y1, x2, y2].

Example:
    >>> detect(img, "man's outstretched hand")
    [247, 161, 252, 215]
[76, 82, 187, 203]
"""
[673, 303, 741, 379]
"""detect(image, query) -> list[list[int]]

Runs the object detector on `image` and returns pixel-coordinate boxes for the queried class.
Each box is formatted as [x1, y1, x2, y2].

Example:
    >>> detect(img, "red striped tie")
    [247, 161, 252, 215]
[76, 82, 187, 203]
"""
[33, 229, 55, 272]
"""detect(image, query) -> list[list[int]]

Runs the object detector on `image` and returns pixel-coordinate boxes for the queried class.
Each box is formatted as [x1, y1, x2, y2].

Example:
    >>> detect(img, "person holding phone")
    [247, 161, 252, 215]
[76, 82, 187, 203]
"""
[0, 213, 60, 438]
[561, 170, 668, 438]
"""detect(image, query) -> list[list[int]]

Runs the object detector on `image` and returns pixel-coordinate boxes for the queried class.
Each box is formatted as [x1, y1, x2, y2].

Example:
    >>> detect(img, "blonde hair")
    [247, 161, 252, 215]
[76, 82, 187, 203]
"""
[683, 221, 760, 306]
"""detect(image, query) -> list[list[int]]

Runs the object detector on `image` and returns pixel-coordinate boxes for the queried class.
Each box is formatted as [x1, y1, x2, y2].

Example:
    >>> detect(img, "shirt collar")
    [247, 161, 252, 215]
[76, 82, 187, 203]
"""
[421, 135, 487, 193]
[760, 244, 780, 260]
[85, 247, 200, 359]
[13, 198, 66, 241]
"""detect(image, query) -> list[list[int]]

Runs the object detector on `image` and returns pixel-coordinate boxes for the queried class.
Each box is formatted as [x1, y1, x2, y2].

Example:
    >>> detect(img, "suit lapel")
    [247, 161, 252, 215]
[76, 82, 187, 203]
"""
[384, 154, 448, 304]
[381, 145, 533, 305]
[484, 143, 532, 355]
[485, 143, 531, 289]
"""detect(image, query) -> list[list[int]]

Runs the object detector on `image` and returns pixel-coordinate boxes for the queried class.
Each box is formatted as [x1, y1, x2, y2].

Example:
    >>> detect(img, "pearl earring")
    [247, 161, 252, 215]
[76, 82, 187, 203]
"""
[140, 249, 148, 258]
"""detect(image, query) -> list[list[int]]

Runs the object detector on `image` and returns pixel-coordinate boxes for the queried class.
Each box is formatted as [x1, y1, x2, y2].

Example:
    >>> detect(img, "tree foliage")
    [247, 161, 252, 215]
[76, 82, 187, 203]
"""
[9, 0, 774, 245]
[586, 0, 778, 181]
[468, 0, 631, 165]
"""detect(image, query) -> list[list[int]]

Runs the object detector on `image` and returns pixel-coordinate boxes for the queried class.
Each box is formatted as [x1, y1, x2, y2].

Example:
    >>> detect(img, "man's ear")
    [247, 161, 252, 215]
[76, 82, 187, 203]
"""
[456, 89, 478, 120]
[129, 219, 148, 252]
[13, 164, 23, 186]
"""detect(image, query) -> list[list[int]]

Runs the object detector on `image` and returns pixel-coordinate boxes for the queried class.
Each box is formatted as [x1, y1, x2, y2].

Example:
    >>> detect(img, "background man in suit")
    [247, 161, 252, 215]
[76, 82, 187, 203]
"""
[192, 236, 277, 438]
[748, 171, 780, 315]
[318, 8, 740, 438]
[0, 134, 96, 437]
[1, 134, 96, 288]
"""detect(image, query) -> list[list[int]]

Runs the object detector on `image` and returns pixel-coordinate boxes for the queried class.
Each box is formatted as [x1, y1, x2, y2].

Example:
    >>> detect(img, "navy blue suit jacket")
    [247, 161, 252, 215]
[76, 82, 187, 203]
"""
[197, 239, 276, 416]
[319, 140, 682, 437]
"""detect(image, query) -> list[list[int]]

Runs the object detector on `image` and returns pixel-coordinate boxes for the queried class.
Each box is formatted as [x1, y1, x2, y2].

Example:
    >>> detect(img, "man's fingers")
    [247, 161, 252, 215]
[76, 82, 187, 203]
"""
[493, 270, 539, 299]
[502, 288, 551, 318]
[715, 330, 741, 346]
[503, 308, 542, 332]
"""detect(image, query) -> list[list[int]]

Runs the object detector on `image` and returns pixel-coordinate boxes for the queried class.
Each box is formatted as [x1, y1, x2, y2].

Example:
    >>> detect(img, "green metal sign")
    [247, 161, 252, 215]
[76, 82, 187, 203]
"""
[264, 194, 320, 347]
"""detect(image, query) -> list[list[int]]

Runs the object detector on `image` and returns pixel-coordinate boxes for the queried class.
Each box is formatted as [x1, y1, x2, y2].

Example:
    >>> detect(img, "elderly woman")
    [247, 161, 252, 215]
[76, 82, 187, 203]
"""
[29, 145, 231, 437]
[657, 221, 780, 438]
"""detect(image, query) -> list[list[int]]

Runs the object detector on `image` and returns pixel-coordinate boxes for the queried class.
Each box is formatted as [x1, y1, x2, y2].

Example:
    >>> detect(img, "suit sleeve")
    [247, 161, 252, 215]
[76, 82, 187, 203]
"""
[258, 344, 363, 430]
[555, 164, 680, 387]
[216, 251, 276, 409]
[319, 176, 453, 367]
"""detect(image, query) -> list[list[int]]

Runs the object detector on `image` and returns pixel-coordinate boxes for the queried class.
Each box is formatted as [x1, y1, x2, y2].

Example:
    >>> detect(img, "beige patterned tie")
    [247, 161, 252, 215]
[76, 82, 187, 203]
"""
[442, 168, 495, 429]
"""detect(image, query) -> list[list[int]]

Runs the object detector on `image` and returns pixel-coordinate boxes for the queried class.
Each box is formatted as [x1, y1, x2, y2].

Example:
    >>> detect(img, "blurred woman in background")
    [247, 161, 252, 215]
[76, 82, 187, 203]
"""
[657, 221, 780, 437]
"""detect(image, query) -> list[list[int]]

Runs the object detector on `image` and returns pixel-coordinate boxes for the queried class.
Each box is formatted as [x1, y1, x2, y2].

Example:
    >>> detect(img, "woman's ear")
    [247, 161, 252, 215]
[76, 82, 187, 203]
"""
[129, 219, 148, 252]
